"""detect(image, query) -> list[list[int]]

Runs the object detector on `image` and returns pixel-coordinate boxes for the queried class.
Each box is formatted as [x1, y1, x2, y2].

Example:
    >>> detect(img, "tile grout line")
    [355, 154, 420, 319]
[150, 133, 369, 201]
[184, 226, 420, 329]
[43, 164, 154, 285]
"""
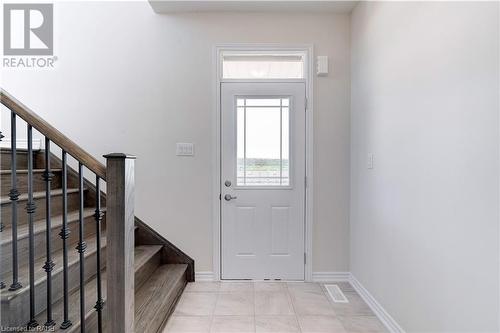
[170, 281, 386, 333]
[286, 282, 303, 333]
[252, 283, 256, 333]
[208, 284, 221, 332]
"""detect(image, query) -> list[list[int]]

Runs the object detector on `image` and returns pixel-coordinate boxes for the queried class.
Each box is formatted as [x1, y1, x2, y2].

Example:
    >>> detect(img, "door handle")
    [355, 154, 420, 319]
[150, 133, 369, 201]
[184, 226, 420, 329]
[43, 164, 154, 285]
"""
[224, 194, 238, 201]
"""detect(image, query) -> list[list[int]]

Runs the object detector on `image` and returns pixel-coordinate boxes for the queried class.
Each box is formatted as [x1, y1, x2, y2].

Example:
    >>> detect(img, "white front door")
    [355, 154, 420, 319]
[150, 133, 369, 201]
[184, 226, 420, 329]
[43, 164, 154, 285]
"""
[221, 82, 306, 280]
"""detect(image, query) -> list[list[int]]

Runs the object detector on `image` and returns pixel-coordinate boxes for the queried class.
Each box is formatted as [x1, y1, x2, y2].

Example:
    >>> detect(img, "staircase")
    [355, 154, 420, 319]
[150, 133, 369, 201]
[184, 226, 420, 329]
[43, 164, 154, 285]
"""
[0, 89, 194, 332]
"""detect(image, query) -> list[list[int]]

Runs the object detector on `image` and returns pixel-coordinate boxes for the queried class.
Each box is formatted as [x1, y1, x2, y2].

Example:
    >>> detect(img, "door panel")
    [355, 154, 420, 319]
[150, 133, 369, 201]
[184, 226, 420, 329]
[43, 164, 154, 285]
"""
[271, 206, 290, 255]
[221, 82, 306, 280]
[235, 206, 256, 255]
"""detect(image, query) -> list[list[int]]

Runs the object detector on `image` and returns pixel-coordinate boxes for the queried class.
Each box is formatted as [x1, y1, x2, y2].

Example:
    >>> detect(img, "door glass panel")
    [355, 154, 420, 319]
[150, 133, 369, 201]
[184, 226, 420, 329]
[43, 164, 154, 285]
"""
[236, 97, 290, 186]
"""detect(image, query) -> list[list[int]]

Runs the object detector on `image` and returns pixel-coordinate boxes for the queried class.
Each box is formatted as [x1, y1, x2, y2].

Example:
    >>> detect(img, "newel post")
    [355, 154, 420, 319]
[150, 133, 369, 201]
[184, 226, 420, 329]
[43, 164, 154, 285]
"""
[104, 153, 136, 333]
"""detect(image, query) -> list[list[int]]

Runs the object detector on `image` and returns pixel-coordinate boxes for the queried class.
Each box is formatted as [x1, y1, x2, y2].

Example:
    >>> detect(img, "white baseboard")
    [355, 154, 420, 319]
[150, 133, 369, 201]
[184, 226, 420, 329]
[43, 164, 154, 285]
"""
[195, 271, 215, 281]
[349, 274, 405, 333]
[0, 139, 42, 150]
[312, 271, 350, 282]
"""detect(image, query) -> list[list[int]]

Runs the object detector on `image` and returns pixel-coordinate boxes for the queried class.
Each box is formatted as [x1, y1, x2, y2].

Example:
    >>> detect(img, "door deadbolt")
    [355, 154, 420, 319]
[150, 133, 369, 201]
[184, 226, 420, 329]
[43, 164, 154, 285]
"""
[224, 180, 231, 187]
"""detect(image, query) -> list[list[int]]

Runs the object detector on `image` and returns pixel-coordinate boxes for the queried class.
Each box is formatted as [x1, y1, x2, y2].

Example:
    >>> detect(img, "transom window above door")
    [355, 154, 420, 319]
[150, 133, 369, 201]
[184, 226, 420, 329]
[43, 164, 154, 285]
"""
[222, 52, 305, 79]
[236, 97, 291, 187]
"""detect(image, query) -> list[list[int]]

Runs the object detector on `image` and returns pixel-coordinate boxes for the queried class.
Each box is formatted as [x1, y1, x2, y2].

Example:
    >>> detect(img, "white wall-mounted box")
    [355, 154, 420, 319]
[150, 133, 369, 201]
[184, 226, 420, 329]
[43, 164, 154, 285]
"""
[317, 56, 329, 76]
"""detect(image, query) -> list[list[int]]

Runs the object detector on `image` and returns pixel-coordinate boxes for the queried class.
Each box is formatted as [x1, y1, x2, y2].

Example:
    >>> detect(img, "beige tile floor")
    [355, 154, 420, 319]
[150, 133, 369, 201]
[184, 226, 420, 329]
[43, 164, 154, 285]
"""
[164, 281, 387, 333]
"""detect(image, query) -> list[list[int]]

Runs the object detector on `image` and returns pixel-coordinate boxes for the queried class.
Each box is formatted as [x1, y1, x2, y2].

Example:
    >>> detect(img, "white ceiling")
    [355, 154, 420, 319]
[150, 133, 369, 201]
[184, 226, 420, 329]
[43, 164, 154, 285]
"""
[148, 1, 359, 14]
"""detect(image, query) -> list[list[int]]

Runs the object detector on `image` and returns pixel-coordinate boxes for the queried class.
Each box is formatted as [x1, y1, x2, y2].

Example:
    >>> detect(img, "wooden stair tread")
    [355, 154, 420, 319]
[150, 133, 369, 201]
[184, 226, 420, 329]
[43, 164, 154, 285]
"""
[0, 188, 82, 205]
[134, 264, 188, 333]
[0, 169, 62, 175]
[35, 245, 164, 332]
[1, 95, 195, 331]
[1, 233, 106, 301]
[0, 208, 100, 245]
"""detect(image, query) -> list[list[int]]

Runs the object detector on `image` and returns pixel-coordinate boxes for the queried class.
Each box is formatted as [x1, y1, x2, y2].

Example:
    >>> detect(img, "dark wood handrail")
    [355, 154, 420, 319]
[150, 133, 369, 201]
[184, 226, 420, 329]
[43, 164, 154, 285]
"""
[0, 88, 106, 180]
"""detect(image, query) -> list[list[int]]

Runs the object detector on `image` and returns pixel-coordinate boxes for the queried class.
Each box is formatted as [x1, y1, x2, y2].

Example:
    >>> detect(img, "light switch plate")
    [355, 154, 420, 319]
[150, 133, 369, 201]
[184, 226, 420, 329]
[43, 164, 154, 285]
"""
[367, 153, 374, 169]
[176, 143, 194, 156]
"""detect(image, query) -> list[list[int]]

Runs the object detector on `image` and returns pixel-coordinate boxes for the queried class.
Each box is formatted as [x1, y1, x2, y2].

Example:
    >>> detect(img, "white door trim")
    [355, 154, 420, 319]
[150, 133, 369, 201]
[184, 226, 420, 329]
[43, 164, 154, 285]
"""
[212, 44, 314, 281]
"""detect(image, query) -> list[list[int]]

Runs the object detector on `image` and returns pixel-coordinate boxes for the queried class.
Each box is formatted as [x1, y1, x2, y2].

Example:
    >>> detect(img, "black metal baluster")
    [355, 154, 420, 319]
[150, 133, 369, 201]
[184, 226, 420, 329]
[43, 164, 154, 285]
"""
[76, 163, 86, 332]
[26, 125, 39, 329]
[94, 176, 104, 332]
[0, 131, 5, 290]
[42, 138, 55, 328]
[59, 151, 72, 329]
[9, 112, 22, 291]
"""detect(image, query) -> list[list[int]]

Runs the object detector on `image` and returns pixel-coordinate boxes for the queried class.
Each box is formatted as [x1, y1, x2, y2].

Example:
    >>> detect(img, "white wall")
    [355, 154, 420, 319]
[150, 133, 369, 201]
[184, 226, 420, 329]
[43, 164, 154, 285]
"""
[351, 1, 499, 331]
[1, 2, 351, 273]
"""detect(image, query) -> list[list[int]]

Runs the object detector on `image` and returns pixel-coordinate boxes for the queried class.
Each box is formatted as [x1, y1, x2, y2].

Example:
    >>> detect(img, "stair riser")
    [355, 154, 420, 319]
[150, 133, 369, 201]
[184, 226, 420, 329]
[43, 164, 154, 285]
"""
[1, 246, 107, 328]
[83, 301, 108, 333]
[135, 268, 187, 333]
[0, 171, 62, 196]
[135, 251, 161, 291]
[67, 264, 167, 333]
[1, 216, 105, 277]
[0, 151, 40, 170]
[1, 190, 84, 226]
